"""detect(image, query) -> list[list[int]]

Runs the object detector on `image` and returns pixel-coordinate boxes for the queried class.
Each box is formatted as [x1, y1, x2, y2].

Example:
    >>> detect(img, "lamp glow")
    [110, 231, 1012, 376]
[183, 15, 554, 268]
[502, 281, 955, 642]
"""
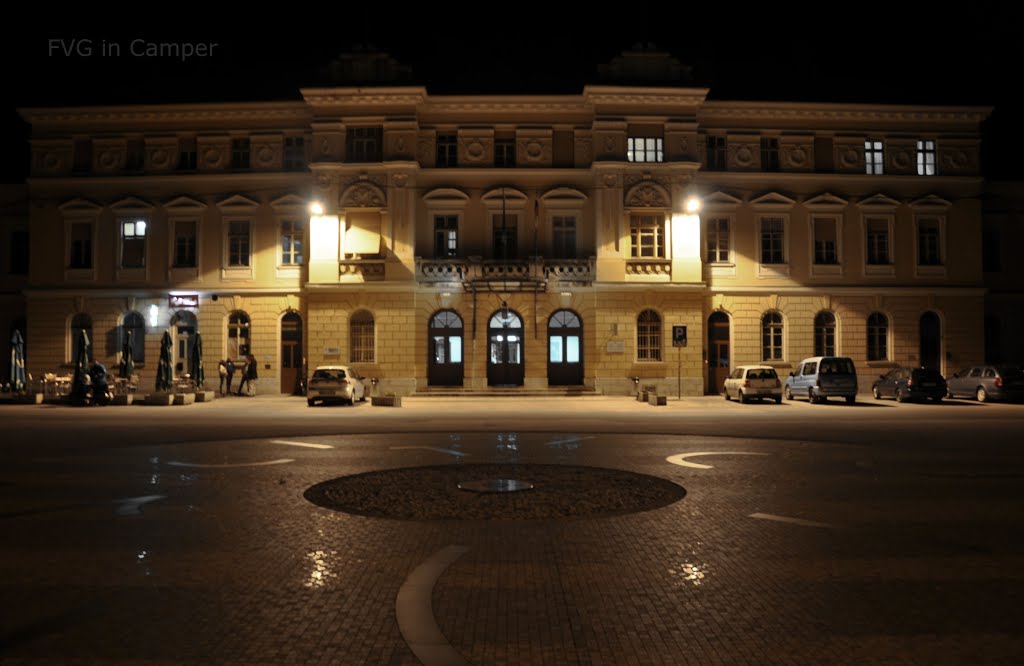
[148, 304, 158, 327]
[685, 196, 702, 214]
[309, 201, 324, 215]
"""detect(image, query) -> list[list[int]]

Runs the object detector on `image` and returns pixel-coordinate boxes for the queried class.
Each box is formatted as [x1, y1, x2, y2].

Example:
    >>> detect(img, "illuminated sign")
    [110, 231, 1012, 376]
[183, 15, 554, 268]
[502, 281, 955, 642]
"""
[672, 325, 688, 347]
[169, 294, 199, 308]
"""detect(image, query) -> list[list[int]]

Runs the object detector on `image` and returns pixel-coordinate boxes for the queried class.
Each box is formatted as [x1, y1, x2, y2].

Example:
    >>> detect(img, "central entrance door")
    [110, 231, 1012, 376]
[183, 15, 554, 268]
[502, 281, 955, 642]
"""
[707, 311, 730, 394]
[548, 309, 583, 385]
[280, 312, 303, 394]
[487, 309, 524, 387]
[920, 311, 941, 372]
[428, 310, 464, 386]
[171, 310, 197, 376]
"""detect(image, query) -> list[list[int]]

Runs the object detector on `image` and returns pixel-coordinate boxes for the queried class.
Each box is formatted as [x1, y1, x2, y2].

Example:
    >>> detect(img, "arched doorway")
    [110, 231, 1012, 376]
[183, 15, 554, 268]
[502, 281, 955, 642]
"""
[280, 312, 303, 394]
[707, 311, 730, 394]
[920, 311, 941, 371]
[171, 310, 197, 375]
[428, 310, 464, 386]
[487, 308, 524, 387]
[548, 310, 583, 386]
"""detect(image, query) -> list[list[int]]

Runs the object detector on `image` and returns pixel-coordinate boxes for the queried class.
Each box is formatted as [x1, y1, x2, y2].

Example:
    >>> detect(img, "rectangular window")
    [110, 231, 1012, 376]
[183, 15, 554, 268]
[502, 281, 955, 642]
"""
[551, 215, 577, 259]
[760, 217, 785, 264]
[813, 217, 838, 264]
[173, 220, 197, 268]
[706, 136, 727, 170]
[125, 139, 144, 171]
[627, 137, 664, 163]
[706, 217, 730, 263]
[865, 218, 890, 265]
[982, 228, 1001, 272]
[918, 218, 942, 265]
[283, 136, 306, 171]
[69, 222, 92, 269]
[492, 214, 518, 259]
[436, 133, 458, 167]
[9, 230, 28, 275]
[178, 137, 197, 170]
[347, 127, 383, 162]
[434, 215, 458, 257]
[280, 220, 304, 265]
[72, 139, 92, 174]
[228, 221, 251, 267]
[760, 137, 780, 171]
[916, 139, 936, 176]
[231, 138, 250, 169]
[630, 214, 665, 258]
[495, 138, 516, 167]
[865, 140, 884, 175]
[120, 219, 147, 268]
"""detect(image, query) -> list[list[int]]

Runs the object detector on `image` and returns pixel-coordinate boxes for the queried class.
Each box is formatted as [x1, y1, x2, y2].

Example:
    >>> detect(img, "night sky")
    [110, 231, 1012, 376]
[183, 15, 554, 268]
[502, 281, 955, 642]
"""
[2, 6, 1020, 182]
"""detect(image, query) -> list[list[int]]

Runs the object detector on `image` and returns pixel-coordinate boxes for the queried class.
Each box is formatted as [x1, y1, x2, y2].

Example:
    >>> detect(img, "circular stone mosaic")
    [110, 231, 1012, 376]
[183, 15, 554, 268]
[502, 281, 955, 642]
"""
[303, 464, 686, 521]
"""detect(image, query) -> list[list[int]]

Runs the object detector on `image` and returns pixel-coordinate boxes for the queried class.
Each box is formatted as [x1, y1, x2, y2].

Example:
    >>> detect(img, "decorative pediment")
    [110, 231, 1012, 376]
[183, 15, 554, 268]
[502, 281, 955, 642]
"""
[540, 187, 587, 205]
[750, 192, 797, 210]
[109, 196, 155, 213]
[216, 194, 261, 211]
[702, 191, 743, 210]
[803, 192, 849, 210]
[624, 182, 670, 209]
[482, 187, 528, 208]
[58, 198, 103, 215]
[423, 188, 471, 207]
[270, 193, 310, 211]
[856, 193, 901, 210]
[163, 195, 207, 213]
[340, 183, 386, 209]
[909, 194, 952, 210]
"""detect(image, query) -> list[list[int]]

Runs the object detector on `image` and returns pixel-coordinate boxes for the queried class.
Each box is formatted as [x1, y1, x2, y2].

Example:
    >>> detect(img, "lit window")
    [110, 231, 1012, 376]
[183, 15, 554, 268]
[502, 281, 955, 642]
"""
[228, 221, 250, 267]
[865, 140, 884, 175]
[762, 312, 784, 361]
[706, 218, 730, 263]
[918, 218, 942, 266]
[813, 217, 838, 265]
[814, 312, 836, 357]
[627, 137, 664, 163]
[350, 310, 375, 363]
[916, 140, 936, 176]
[867, 312, 889, 361]
[434, 215, 458, 258]
[630, 214, 665, 258]
[121, 219, 147, 268]
[760, 217, 785, 264]
[637, 309, 662, 362]
[280, 220, 304, 265]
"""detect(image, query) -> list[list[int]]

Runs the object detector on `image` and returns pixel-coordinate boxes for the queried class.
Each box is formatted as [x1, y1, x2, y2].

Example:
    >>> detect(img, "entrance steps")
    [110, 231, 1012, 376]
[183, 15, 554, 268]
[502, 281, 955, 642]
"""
[413, 386, 600, 398]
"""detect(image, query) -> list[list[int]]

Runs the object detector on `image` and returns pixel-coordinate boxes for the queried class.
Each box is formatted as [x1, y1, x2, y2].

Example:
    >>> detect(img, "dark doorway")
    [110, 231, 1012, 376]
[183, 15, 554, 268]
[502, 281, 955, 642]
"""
[548, 310, 583, 386]
[171, 310, 197, 375]
[920, 311, 941, 371]
[487, 309, 524, 387]
[281, 312, 303, 394]
[708, 311, 730, 394]
[984, 314, 1001, 364]
[428, 310, 464, 386]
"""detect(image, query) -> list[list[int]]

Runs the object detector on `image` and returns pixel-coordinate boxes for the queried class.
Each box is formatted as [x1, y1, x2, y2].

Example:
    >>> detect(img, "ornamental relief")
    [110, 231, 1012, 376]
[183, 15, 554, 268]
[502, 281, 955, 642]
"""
[96, 149, 124, 171]
[340, 183, 387, 208]
[837, 147, 861, 170]
[730, 143, 756, 168]
[781, 144, 810, 169]
[148, 147, 171, 169]
[518, 138, 550, 163]
[255, 144, 278, 167]
[939, 147, 974, 172]
[416, 138, 433, 164]
[39, 150, 66, 172]
[624, 183, 670, 208]
[460, 137, 492, 163]
[890, 148, 913, 171]
[577, 137, 592, 163]
[201, 146, 226, 169]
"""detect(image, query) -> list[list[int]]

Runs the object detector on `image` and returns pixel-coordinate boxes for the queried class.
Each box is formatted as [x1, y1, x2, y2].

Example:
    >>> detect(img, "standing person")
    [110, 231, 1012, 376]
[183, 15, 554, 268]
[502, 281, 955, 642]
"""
[225, 357, 236, 395]
[245, 354, 258, 396]
[218, 359, 228, 395]
[236, 355, 249, 396]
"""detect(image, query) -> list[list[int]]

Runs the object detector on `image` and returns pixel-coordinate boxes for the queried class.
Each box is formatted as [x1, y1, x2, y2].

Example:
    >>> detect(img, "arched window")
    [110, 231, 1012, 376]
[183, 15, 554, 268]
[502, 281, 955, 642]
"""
[350, 310, 375, 363]
[122, 311, 145, 363]
[70, 313, 93, 363]
[762, 312, 784, 361]
[227, 311, 250, 361]
[867, 312, 889, 361]
[637, 309, 662, 361]
[814, 312, 836, 357]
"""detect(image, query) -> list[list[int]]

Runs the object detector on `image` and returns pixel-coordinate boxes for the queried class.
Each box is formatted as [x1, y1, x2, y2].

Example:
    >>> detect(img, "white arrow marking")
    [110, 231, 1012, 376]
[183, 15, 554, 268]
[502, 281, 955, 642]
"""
[749, 512, 842, 529]
[270, 440, 334, 450]
[114, 495, 166, 516]
[390, 446, 468, 458]
[396, 545, 471, 666]
[666, 451, 769, 469]
[166, 459, 295, 468]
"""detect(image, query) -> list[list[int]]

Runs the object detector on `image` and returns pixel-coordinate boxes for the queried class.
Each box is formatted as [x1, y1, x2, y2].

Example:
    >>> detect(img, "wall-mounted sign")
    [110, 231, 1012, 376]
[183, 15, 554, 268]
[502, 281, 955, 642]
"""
[169, 294, 199, 308]
[606, 340, 625, 353]
[672, 325, 688, 347]
[324, 346, 341, 356]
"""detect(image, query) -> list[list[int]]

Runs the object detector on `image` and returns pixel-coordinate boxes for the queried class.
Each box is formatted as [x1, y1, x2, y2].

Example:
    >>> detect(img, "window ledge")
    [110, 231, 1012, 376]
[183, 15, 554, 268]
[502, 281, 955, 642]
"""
[866, 360, 897, 368]
[275, 265, 302, 279]
[811, 263, 843, 276]
[221, 266, 253, 281]
[757, 263, 790, 278]
[763, 361, 792, 369]
[65, 268, 96, 281]
[864, 264, 896, 276]
[915, 265, 947, 277]
[169, 267, 200, 281]
[708, 262, 736, 277]
[116, 267, 148, 281]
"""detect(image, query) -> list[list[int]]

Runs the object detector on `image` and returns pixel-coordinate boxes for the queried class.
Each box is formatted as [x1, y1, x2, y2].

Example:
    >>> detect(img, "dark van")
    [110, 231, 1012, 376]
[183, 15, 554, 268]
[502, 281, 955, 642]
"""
[784, 356, 858, 404]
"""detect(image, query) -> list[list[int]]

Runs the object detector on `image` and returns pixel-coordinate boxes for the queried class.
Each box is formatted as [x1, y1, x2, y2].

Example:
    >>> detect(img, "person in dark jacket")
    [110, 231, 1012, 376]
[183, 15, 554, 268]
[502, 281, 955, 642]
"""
[237, 354, 258, 396]
[225, 358, 236, 395]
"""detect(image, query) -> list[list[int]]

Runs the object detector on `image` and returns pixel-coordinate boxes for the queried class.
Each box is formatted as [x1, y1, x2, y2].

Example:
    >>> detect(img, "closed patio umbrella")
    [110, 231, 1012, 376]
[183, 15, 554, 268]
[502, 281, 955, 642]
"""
[120, 329, 135, 379]
[10, 329, 26, 392]
[70, 329, 91, 405]
[156, 330, 173, 392]
[189, 332, 205, 390]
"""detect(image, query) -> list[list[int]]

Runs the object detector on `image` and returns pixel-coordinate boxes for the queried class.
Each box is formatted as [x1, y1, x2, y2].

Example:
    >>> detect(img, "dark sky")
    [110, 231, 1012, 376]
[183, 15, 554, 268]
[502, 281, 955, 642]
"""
[3, 6, 1021, 181]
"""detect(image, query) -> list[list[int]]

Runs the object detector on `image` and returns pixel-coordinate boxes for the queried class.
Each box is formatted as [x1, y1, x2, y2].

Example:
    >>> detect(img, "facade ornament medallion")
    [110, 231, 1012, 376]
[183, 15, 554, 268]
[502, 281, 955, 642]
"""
[392, 174, 408, 188]
[787, 146, 808, 167]
[625, 182, 670, 208]
[839, 148, 860, 169]
[341, 183, 386, 208]
[735, 145, 754, 167]
[892, 149, 911, 170]
[151, 148, 169, 168]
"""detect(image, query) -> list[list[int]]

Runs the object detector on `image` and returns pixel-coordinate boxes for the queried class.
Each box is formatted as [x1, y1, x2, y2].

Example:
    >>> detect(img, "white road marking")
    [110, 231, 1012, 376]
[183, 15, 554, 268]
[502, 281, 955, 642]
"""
[748, 512, 842, 529]
[396, 545, 471, 666]
[666, 451, 769, 469]
[114, 495, 166, 516]
[270, 439, 334, 450]
[166, 459, 295, 468]
[546, 435, 596, 446]
[390, 446, 468, 458]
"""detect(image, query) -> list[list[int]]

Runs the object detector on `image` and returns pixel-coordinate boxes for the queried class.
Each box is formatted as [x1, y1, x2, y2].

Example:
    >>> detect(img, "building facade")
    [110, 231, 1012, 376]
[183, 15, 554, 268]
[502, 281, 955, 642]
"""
[16, 63, 999, 396]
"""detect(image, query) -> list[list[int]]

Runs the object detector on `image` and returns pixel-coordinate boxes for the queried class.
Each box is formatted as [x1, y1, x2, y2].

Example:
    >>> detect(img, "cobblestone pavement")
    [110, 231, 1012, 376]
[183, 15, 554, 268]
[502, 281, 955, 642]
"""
[2, 397, 1024, 664]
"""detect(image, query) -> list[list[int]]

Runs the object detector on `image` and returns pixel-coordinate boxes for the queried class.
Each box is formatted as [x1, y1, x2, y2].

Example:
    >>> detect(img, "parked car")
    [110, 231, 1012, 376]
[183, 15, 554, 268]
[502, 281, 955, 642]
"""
[946, 364, 1024, 402]
[872, 367, 947, 402]
[724, 365, 783, 403]
[784, 356, 858, 404]
[306, 365, 367, 406]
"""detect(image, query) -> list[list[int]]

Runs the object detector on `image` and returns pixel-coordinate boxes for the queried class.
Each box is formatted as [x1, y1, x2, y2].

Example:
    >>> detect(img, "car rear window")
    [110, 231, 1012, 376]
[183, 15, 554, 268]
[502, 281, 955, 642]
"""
[746, 368, 778, 380]
[313, 369, 346, 381]
[912, 368, 944, 381]
[997, 366, 1023, 379]
[819, 358, 855, 375]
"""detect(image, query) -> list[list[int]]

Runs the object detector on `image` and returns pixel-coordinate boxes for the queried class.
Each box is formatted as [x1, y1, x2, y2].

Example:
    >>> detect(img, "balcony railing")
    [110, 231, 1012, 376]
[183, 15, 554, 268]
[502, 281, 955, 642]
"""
[625, 259, 671, 276]
[339, 258, 385, 281]
[416, 257, 595, 284]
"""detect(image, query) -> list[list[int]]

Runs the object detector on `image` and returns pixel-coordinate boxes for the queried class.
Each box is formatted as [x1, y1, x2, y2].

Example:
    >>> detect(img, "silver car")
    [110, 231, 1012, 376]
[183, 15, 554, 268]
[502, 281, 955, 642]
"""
[946, 365, 1024, 402]
[306, 365, 367, 406]
[724, 365, 783, 403]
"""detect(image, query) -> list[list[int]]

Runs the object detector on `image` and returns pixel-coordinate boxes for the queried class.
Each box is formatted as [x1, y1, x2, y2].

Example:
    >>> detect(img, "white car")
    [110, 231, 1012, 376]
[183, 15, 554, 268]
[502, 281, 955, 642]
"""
[307, 365, 367, 406]
[724, 365, 783, 403]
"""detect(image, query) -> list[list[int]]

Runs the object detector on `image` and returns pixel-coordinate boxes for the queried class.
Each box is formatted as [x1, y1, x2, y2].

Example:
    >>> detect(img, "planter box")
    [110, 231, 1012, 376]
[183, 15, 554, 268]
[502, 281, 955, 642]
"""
[371, 395, 402, 407]
[647, 393, 667, 406]
[173, 393, 196, 405]
[145, 393, 174, 406]
[111, 394, 134, 406]
[194, 391, 216, 403]
[637, 391, 648, 402]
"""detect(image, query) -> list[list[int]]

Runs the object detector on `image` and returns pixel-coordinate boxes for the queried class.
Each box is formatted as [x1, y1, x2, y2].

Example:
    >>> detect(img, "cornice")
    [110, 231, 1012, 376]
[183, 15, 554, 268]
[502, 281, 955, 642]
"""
[701, 101, 991, 124]
[27, 172, 312, 188]
[24, 287, 304, 298]
[301, 86, 427, 107]
[19, 102, 310, 125]
[707, 285, 987, 296]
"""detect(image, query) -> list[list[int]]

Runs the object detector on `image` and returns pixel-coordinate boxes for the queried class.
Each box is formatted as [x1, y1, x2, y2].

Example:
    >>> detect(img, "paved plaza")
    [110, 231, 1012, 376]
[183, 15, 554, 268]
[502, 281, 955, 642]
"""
[2, 396, 1024, 664]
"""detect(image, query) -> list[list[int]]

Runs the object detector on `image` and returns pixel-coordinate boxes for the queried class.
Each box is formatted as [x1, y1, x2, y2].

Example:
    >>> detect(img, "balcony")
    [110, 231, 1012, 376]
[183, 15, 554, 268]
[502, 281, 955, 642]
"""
[339, 258, 385, 282]
[416, 257, 594, 287]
